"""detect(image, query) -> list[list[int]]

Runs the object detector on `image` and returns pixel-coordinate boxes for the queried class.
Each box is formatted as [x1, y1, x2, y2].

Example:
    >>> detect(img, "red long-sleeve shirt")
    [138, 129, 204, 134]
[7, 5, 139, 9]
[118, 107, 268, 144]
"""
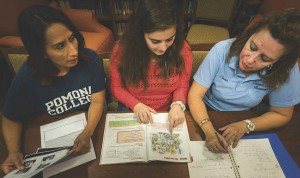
[110, 41, 193, 111]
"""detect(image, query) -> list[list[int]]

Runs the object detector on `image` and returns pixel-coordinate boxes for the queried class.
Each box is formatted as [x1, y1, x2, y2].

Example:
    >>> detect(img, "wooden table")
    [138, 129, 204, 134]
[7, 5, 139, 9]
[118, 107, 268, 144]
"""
[1, 110, 299, 178]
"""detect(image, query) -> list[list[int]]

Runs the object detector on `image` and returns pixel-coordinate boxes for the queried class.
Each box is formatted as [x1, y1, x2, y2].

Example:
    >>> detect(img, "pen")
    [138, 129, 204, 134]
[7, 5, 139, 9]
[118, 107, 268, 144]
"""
[215, 131, 224, 148]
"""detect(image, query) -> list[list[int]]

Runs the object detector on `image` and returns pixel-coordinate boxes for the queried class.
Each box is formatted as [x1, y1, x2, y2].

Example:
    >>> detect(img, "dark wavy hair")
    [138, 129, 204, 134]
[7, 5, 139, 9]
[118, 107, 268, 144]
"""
[18, 5, 87, 85]
[228, 8, 300, 89]
[119, 0, 185, 89]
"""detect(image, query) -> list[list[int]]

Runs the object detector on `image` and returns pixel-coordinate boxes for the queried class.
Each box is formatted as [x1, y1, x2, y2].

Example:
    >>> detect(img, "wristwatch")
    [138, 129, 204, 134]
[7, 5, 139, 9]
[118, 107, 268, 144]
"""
[170, 101, 186, 111]
[243, 119, 255, 134]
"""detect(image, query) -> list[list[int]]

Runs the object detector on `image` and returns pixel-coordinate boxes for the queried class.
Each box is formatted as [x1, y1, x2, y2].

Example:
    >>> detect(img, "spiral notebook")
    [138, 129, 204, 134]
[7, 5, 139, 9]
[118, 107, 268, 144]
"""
[188, 138, 286, 178]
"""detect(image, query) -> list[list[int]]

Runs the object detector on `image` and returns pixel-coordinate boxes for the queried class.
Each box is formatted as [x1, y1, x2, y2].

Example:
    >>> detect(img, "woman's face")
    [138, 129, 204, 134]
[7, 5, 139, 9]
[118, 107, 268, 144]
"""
[144, 26, 176, 56]
[44, 23, 78, 76]
[239, 29, 285, 75]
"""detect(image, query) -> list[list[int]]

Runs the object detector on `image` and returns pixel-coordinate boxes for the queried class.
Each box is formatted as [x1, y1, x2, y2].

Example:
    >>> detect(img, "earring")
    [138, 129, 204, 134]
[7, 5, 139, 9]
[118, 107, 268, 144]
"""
[267, 65, 273, 70]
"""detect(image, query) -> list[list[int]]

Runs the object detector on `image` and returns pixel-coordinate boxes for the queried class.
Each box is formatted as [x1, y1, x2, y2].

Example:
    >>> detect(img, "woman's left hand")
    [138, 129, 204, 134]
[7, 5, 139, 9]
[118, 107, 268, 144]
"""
[219, 121, 248, 148]
[70, 132, 91, 155]
[168, 105, 185, 132]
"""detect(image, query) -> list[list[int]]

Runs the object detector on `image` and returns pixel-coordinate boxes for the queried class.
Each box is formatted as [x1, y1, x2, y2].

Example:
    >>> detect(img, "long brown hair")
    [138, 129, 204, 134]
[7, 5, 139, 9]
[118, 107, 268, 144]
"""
[118, 0, 185, 89]
[18, 5, 87, 85]
[228, 8, 300, 89]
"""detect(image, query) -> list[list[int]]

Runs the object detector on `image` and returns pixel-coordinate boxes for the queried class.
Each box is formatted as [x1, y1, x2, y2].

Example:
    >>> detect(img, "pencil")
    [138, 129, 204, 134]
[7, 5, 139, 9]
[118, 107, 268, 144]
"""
[215, 131, 224, 148]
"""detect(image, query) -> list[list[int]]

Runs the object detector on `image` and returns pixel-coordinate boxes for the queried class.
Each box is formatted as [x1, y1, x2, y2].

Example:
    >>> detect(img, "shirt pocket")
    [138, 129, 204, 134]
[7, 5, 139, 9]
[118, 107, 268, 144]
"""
[247, 84, 269, 104]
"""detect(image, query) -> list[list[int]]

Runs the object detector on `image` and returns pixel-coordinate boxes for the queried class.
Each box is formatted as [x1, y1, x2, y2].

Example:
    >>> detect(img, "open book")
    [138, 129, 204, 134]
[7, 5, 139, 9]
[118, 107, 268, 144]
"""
[188, 139, 286, 178]
[100, 113, 191, 165]
[4, 113, 96, 178]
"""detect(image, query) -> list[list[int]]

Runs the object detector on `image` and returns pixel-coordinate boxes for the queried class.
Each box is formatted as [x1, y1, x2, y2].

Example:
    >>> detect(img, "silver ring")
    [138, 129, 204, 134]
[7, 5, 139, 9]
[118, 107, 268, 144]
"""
[209, 147, 214, 152]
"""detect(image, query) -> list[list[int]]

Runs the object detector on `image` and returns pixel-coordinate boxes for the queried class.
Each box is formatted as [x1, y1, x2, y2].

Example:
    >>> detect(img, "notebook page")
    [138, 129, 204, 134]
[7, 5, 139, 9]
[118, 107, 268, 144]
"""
[233, 138, 285, 178]
[188, 141, 235, 178]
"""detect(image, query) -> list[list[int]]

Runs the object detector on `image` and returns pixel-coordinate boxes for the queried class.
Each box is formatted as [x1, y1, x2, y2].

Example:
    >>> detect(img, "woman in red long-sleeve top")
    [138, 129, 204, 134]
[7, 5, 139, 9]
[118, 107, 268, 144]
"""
[110, 0, 193, 132]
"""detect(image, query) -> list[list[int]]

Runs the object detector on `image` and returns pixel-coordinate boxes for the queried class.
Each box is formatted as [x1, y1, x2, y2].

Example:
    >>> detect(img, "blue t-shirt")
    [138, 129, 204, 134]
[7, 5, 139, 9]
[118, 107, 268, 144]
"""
[4, 48, 106, 121]
[194, 39, 300, 111]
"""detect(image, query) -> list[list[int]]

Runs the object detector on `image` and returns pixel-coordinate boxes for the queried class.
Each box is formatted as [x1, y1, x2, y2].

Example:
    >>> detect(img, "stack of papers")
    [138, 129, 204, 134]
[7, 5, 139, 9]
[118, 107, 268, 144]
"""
[4, 113, 96, 178]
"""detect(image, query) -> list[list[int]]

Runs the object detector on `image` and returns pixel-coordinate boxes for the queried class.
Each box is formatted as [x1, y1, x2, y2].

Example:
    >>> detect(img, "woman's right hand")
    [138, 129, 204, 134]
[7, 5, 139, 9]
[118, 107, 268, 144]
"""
[205, 130, 228, 153]
[133, 103, 157, 124]
[1, 151, 24, 174]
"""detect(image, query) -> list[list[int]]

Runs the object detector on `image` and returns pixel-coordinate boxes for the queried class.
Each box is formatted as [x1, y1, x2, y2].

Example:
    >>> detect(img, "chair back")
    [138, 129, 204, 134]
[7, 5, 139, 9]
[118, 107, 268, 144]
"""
[191, 51, 209, 77]
[186, 0, 237, 51]
[98, 51, 111, 59]
[190, 50, 209, 85]
[102, 58, 118, 111]
[195, 0, 238, 28]
[1, 47, 28, 75]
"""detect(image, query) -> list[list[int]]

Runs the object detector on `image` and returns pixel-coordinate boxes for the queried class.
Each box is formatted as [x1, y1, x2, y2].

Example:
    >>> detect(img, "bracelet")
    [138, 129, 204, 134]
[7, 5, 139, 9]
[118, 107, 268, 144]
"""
[198, 118, 210, 127]
[170, 101, 186, 111]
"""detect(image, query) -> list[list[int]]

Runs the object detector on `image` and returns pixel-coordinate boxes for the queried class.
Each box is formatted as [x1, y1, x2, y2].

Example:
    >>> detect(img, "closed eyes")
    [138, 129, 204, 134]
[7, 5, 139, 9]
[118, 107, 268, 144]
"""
[249, 41, 273, 62]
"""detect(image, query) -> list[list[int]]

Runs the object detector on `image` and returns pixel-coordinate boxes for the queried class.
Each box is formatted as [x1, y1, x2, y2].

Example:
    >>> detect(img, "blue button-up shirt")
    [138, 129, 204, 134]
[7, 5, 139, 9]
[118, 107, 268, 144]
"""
[193, 39, 300, 111]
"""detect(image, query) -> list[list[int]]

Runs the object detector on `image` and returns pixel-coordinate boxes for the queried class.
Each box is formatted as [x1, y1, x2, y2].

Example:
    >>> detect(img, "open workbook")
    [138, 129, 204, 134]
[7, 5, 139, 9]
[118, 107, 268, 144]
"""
[4, 113, 96, 178]
[100, 113, 192, 165]
[188, 139, 286, 178]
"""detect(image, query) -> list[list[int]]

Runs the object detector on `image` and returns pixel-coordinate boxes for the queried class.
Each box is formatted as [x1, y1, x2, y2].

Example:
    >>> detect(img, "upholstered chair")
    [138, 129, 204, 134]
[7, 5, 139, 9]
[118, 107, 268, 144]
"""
[0, 1, 115, 55]
[186, 0, 238, 51]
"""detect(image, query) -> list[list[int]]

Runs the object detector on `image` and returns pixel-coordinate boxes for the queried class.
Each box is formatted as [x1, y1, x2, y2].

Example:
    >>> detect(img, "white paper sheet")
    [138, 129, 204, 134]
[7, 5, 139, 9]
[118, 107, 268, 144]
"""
[188, 139, 285, 178]
[40, 113, 96, 178]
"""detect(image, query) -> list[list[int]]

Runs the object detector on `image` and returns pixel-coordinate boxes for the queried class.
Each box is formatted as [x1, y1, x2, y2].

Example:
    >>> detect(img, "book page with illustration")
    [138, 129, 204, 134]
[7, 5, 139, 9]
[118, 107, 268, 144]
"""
[100, 113, 147, 165]
[100, 113, 191, 165]
[146, 113, 191, 162]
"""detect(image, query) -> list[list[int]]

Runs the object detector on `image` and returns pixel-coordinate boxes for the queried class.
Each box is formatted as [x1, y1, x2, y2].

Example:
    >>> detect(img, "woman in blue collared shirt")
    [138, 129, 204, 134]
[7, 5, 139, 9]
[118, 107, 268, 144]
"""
[188, 8, 300, 153]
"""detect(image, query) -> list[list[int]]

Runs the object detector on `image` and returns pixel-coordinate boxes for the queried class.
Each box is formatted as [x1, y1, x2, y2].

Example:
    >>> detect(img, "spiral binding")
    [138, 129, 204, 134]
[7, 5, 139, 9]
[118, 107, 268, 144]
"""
[228, 146, 241, 178]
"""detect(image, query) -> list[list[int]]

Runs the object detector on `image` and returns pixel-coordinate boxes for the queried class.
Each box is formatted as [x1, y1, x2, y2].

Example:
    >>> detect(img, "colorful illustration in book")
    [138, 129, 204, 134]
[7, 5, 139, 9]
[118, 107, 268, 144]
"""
[150, 132, 182, 155]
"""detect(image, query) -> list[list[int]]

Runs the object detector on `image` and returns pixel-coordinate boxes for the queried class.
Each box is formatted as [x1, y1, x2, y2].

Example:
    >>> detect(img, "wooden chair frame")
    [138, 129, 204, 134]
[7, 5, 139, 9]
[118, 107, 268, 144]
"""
[0, 47, 28, 75]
